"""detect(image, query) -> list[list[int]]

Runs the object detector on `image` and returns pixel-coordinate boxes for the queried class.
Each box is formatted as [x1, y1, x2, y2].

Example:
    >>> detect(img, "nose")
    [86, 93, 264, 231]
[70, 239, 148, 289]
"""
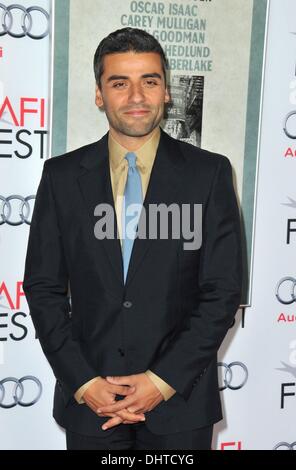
[128, 83, 145, 104]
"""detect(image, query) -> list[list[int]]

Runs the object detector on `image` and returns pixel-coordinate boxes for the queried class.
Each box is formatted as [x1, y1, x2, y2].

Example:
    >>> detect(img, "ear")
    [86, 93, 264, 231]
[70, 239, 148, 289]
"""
[95, 84, 104, 109]
[164, 87, 170, 104]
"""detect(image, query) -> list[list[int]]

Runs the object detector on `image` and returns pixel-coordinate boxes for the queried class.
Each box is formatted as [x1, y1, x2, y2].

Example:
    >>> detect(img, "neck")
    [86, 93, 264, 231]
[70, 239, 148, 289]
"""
[109, 127, 158, 151]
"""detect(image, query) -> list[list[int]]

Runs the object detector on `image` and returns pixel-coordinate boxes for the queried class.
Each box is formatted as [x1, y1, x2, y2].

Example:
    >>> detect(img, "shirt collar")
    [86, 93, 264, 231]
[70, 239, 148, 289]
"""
[108, 126, 161, 173]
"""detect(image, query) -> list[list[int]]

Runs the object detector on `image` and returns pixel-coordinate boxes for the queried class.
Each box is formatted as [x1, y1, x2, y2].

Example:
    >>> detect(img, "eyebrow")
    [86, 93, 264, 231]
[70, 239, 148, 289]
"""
[106, 73, 163, 83]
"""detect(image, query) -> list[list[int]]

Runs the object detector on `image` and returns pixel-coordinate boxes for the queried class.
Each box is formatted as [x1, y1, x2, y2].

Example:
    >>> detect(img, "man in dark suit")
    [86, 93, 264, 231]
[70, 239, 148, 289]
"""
[23, 27, 242, 450]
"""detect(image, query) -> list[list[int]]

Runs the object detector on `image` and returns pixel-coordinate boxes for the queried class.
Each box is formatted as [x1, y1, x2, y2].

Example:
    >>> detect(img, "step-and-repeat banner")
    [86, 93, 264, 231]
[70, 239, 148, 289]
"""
[0, 0, 60, 449]
[0, 0, 295, 449]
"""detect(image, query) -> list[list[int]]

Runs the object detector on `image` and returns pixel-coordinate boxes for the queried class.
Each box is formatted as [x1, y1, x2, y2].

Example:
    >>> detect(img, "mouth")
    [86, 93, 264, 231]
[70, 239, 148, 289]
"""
[124, 110, 150, 117]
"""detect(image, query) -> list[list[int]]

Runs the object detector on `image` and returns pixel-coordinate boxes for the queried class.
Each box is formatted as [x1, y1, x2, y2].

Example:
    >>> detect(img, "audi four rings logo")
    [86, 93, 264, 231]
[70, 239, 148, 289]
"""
[0, 376, 42, 408]
[273, 442, 296, 450]
[276, 277, 296, 305]
[218, 362, 248, 391]
[0, 4, 50, 39]
[0, 195, 35, 225]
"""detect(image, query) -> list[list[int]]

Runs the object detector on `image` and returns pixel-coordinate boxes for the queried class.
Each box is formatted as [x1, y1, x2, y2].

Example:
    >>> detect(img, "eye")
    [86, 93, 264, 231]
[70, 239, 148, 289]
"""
[145, 80, 158, 87]
[113, 82, 126, 88]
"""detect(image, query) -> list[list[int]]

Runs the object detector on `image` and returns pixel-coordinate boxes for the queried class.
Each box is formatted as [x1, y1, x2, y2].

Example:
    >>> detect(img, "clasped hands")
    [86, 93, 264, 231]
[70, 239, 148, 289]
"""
[82, 373, 163, 431]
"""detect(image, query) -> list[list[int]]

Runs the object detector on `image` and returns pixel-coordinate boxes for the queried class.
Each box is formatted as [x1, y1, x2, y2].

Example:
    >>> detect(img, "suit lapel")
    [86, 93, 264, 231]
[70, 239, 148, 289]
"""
[76, 129, 186, 288]
[77, 133, 124, 285]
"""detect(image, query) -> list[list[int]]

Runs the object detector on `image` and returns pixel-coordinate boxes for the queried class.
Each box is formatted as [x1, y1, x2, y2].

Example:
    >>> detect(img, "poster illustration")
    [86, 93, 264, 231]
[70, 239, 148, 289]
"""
[163, 75, 204, 146]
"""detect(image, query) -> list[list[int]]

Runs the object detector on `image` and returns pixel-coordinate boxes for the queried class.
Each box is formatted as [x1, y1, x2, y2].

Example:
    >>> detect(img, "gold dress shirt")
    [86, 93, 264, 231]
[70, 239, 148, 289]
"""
[75, 127, 176, 404]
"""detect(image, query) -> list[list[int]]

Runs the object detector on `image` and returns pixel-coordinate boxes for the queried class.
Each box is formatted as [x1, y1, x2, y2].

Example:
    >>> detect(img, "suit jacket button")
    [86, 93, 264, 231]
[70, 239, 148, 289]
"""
[118, 348, 125, 356]
[123, 301, 132, 308]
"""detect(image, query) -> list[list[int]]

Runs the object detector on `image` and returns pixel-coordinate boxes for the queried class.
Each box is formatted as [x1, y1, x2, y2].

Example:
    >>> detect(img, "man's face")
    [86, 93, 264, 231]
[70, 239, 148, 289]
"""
[95, 51, 170, 139]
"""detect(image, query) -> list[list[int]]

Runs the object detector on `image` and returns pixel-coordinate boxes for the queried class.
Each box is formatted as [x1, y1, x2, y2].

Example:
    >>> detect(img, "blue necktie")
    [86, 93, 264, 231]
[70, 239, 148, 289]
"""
[122, 152, 143, 283]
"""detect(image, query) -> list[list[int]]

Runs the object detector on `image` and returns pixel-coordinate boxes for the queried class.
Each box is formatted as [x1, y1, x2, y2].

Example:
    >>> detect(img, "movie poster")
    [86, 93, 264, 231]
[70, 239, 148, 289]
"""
[51, 0, 268, 305]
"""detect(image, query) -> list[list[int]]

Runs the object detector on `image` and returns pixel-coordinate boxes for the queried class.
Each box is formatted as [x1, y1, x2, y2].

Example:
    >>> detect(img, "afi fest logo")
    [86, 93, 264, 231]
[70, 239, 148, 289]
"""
[0, 281, 34, 343]
[0, 92, 48, 160]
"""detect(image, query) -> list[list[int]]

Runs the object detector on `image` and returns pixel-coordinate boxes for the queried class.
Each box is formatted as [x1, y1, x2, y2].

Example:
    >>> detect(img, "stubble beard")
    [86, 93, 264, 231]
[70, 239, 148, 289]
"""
[106, 106, 164, 138]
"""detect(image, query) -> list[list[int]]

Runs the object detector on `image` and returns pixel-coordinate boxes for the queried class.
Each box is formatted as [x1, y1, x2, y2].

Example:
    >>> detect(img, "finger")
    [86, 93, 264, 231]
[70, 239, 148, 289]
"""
[101, 410, 144, 429]
[108, 383, 135, 396]
[113, 385, 136, 396]
[107, 382, 136, 395]
[98, 406, 145, 419]
[94, 396, 116, 415]
[118, 409, 145, 422]
[127, 406, 142, 414]
[97, 411, 118, 418]
[106, 376, 132, 386]
[98, 397, 134, 414]
[102, 415, 123, 430]
[99, 409, 145, 419]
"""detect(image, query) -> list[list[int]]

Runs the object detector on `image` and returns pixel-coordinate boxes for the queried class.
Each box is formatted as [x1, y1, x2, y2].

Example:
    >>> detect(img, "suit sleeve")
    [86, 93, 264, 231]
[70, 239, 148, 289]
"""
[23, 161, 97, 402]
[145, 370, 176, 401]
[149, 155, 243, 401]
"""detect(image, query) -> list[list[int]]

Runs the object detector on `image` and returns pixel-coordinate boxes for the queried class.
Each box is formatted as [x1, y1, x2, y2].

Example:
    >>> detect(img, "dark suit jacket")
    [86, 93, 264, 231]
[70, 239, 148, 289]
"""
[23, 128, 242, 437]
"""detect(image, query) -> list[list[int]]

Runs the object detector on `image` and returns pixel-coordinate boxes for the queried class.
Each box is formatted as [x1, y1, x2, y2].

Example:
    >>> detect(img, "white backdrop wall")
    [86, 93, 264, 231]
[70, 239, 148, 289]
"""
[216, 0, 296, 450]
[0, 0, 295, 450]
[0, 0, 65, 449]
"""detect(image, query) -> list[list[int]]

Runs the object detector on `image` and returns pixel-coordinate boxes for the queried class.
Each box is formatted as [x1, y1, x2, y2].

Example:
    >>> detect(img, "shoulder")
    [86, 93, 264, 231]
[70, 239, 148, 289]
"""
[43, 140, 99, 174]
[177, 136, 230, 167]
[163, 130, 232, 175]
